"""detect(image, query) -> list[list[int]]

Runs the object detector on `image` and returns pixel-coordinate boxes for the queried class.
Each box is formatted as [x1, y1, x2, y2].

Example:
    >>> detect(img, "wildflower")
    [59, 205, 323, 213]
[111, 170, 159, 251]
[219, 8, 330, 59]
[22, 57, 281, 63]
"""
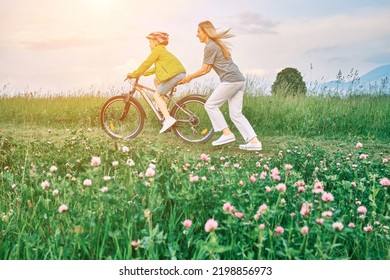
[271, 168, 281, 181]
[90, 156, 101, 167]
[321, 211, 333, 217]
[11, 184, 16, 190]
[351, 182, 357, 187]
[200, 153, 210, 161]
[99, 187, 109, 193]
[300, 203, 311, 216]
[131, 240, 141, 248]
[112, 161, 119, 167]
[294, 180, 305, 187]
[316, 218, 324, 226]
[357, 206, 367, 215]
[380, 178, 390, 187]
[239, 180, 244, 186]
[321, 192, 334, 203]
[265, 186, 271, 193]
[209, 166, 215, 171]
[103, 176, 112, 181]
[285, 164, 293, 171]
[58, 204, 68, 213]
[274, 226, 284, 237]
[359, 154, 368, 160]
[364, 225, 373, 233]
[201, 176, 207, 181]
[122, 146, 130, 153]
[204, 219, 218, 232]
[50, 166, 58, 173]
[183, 219, 192, 229]
[260, 171, 267, 179]
[233, 163, 240, 169]
[235, 212, 244, 219]
[250, 175, 256, 183]
[259, 224, 265, 230]
[348, 222, 356, 228]
[2, 215, 8, 222]
[126, 159, 135, 166]
[332, 222, 344, 231]
[313, 180, 324, 194]
[83, 179, 92, 186]
[383, 158, 389, 164]
[276, 183, 287, 192]
[258, 203, 268, 213]
[189, 175, 199, 182]
[41, 181, 50, 190]
[356, 142, 363, 148]
[145, 167, 155, 178]
[223, 202, 232, 212]
[52, 189, 59, 196]
[301, 226, 309, 235]
[298, 186, 305, 193]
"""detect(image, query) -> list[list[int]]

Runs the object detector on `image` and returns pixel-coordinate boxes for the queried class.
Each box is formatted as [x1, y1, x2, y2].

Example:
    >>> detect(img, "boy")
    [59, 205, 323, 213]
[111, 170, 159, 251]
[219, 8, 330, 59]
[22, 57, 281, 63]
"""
[127, 32, 186, 133]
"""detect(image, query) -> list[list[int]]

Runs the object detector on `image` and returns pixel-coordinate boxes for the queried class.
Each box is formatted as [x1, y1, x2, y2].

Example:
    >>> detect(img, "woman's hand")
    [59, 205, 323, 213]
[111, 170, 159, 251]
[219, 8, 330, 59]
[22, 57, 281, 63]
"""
[179, 75, 192, 84]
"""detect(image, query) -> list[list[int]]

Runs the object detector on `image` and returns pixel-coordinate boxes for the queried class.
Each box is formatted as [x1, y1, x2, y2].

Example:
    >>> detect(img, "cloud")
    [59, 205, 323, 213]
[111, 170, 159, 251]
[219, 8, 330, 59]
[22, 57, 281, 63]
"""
[229, 11, 279, 35]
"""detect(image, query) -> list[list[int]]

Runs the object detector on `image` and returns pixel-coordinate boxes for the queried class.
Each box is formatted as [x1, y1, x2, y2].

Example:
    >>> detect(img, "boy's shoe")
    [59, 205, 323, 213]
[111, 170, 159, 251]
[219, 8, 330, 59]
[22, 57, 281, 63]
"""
[239, 142, 262, 151]
[212, 134, 236, 146]
[159, 117, 176, 133]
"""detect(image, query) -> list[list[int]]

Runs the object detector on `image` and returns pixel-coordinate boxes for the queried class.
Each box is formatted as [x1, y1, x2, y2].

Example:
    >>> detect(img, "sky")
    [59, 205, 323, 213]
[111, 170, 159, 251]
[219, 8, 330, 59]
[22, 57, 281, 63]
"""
[0, 0, 389, 95]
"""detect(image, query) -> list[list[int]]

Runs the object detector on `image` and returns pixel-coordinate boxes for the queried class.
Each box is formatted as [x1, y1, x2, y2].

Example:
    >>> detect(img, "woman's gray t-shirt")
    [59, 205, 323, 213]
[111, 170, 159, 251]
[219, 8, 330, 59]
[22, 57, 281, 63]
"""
[203, 40, 245, 83]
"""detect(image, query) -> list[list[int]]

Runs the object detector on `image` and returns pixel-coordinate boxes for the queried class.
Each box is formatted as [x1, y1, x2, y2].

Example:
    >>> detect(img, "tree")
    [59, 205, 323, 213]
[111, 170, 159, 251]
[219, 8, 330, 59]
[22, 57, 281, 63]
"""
[271, 67, 307, 96]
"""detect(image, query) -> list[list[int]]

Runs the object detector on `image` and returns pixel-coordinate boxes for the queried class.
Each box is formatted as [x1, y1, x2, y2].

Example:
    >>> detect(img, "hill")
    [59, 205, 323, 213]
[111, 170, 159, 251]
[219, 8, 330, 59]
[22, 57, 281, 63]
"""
[321, 64, 390, 94]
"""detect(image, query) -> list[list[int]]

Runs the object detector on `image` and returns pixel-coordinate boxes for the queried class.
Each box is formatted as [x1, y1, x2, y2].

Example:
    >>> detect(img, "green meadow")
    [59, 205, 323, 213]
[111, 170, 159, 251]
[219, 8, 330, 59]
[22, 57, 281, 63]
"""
[0, 89, 389, 260]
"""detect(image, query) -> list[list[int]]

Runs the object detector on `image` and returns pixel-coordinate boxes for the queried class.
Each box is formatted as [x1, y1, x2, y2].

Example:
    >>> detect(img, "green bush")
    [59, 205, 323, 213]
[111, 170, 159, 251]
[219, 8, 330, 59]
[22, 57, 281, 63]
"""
[272, 67, 307, 97]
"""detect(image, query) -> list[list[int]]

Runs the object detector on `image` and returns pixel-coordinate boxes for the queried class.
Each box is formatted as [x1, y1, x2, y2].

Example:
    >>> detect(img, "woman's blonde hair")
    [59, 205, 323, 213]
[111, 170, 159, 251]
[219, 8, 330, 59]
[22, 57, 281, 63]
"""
[198, 20, 233, 59]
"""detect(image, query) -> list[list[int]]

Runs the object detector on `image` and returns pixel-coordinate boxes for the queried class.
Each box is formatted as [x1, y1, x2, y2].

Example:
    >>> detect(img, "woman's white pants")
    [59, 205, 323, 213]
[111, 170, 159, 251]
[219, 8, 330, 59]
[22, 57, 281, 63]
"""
[205, 81, 257, 142]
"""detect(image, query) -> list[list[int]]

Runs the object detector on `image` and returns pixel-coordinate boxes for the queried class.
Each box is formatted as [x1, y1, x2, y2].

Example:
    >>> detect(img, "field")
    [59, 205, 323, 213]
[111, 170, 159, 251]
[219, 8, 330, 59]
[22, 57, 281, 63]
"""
[0, 91, 389, 260]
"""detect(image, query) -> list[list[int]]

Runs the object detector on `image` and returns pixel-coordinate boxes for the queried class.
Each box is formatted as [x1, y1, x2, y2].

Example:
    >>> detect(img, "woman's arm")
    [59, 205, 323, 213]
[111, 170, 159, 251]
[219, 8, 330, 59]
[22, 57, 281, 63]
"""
[179, 64, 212, 84]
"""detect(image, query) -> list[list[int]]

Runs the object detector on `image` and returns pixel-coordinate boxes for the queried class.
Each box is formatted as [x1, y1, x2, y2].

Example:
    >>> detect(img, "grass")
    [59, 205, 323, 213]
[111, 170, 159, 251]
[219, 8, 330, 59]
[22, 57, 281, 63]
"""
[0, 92, 389, 260]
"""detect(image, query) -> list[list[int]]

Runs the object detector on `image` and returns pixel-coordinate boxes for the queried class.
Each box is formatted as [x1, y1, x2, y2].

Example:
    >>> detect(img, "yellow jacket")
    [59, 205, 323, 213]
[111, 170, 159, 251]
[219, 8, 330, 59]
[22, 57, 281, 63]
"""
[131, 45, 186, 82]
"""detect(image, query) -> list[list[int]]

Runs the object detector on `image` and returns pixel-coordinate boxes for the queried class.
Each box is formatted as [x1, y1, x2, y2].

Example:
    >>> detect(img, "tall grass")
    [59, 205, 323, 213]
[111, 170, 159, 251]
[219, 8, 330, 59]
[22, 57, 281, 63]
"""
[1, 93, 389, 140]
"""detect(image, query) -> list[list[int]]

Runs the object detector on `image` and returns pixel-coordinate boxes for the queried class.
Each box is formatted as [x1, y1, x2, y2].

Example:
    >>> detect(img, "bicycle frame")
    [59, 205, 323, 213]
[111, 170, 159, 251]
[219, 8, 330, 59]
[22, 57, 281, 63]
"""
[126, 78, 192, 124]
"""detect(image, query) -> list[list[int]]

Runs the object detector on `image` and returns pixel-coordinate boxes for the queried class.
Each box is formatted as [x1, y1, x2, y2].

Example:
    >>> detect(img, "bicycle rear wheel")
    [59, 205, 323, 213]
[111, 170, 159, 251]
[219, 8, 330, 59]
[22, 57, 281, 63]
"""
[170, 95, 214, 143]
[100, 95, 145, 140]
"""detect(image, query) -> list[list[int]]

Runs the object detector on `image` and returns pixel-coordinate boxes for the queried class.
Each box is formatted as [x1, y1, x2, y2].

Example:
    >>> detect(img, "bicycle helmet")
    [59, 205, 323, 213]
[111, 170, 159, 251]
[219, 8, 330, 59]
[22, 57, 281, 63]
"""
[146, 31, 169, 45]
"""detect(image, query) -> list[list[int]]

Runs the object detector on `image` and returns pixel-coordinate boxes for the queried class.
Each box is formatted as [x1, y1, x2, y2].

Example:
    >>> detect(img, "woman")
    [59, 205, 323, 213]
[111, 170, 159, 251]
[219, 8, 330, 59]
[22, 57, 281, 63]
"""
[127, 31, 186, 133]
[180, 21, 262, 150]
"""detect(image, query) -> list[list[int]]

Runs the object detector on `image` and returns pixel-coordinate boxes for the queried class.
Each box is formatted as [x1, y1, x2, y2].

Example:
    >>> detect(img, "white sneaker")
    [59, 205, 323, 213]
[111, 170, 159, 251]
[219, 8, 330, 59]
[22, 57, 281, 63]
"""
[212, 134, 236, 146]
[159, 117, 176, 133]
[239, 142, 262, 151]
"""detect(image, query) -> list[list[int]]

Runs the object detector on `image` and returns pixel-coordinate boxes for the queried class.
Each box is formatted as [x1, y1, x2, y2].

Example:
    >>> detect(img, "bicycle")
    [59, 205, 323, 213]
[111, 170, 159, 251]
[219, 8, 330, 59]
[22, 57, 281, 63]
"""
[100, 77, 215, 143]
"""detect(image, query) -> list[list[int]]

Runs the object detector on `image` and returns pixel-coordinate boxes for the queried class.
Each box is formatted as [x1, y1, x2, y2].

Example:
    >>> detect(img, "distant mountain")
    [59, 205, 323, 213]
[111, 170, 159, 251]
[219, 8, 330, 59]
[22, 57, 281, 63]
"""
[319, 64, 390, 95]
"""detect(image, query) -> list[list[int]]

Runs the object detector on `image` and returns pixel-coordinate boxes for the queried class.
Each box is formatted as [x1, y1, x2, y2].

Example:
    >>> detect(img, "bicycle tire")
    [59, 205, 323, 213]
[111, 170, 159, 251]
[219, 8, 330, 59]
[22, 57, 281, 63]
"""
[100, 95, 145, 140]
[170, 95, 215, 143]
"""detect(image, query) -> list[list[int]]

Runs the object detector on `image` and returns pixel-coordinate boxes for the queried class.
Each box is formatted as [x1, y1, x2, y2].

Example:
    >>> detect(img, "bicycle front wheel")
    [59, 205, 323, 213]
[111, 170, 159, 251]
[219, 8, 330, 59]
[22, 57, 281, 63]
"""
[170, 95, 215, 143]
[100, 95, 145, 140]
